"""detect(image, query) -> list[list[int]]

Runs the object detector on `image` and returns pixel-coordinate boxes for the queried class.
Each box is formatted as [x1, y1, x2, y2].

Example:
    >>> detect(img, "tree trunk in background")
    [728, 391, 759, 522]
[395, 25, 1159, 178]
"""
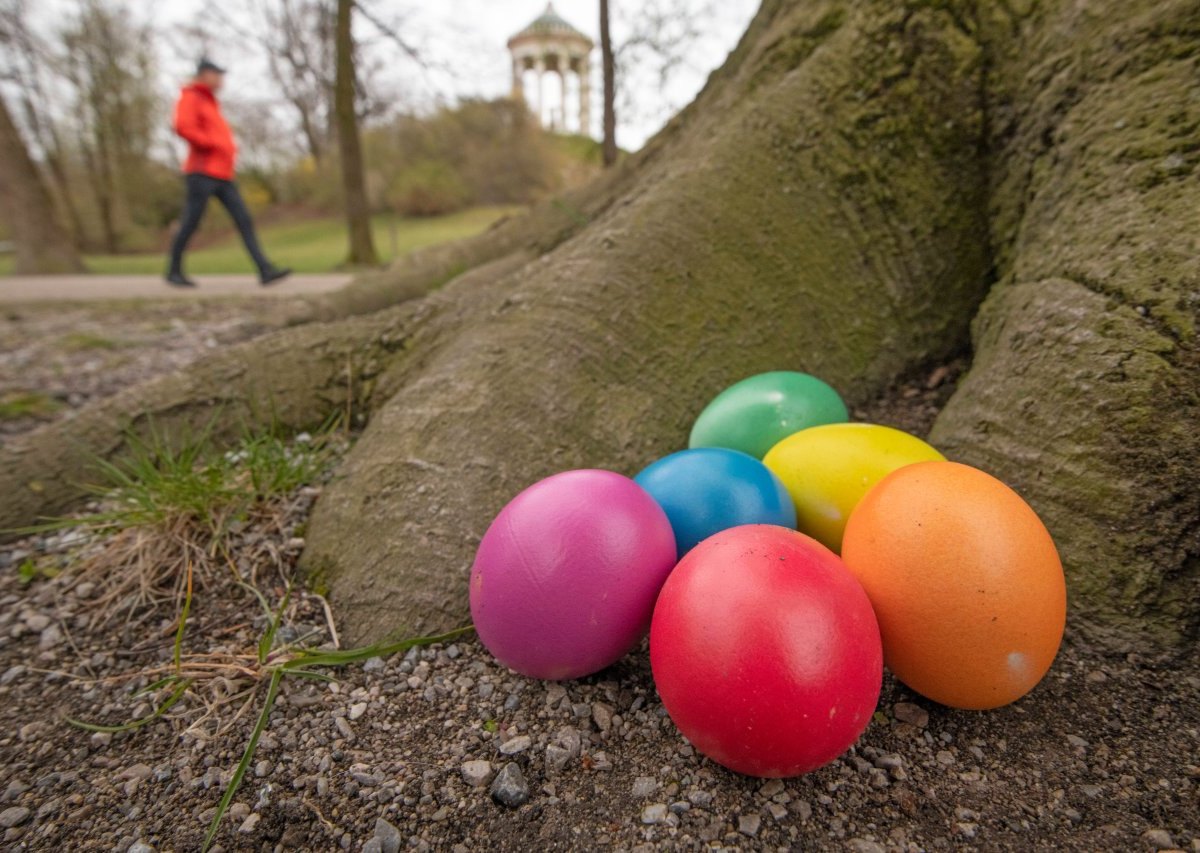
[0, 0, 1195, 650]
[0, 96, 86, 274]
[334, 0, 379, 267]
[599, 0, 618, 167]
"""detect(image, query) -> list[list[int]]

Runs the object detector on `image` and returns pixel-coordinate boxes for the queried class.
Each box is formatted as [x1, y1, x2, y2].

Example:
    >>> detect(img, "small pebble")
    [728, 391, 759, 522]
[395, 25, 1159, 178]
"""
[24, 613, 51, 632]
[894, 702, 929, 727]
[374, 817, 402, 853]
[738, 813, 761, 837]
[1142, 829, 1174, 850]
[461, 760, 493, 787]
[544, 745, 571, 773]
[592, 702, 614, 732]
[499, 735, 531, 755]
[759, 779, 784, 797]
[0, 806, 31, 828]
[631, 777, 657, 798]
[641, 803, 669, 825]
[490, 763, 529, 808]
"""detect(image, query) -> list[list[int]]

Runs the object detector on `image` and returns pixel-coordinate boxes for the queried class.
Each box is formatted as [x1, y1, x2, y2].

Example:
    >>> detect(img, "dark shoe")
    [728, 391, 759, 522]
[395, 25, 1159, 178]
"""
[260, 266, 292, 286]
[165, 272, 197, 288]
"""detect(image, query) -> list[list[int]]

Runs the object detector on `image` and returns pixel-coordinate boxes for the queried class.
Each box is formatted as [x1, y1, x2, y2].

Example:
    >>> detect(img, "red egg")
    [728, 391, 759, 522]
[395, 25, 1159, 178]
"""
[650, 525, 882, 777]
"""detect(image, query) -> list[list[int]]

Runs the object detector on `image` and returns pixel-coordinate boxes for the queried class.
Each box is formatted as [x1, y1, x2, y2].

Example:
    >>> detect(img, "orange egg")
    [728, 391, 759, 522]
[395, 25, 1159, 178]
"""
[841, 461, 1066, 710]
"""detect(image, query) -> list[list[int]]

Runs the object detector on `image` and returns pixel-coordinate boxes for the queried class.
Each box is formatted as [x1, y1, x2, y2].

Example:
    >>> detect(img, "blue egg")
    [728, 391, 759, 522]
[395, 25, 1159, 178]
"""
[634, 448, 797, 559]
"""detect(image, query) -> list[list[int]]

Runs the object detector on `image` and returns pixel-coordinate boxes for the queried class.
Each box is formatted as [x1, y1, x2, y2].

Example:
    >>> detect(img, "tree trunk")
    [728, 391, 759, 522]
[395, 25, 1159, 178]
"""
[0, 0, 1195, 649]
[16, 93, 89, 249]
[334, 0, 379, 267]
[929, 0, 1200, 647]
[599, 0, 618, 167]
[0, 96, 86, 274]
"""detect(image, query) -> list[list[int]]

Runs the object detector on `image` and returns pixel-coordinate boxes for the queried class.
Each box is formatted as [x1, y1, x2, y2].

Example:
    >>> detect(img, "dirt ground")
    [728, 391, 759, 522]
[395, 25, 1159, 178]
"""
[0, 304, 1197, 852]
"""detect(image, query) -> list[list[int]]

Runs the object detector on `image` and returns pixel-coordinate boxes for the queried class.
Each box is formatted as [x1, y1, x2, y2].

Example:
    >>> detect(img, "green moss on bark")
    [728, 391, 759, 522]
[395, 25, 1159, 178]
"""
[932, 0, 1200, 645]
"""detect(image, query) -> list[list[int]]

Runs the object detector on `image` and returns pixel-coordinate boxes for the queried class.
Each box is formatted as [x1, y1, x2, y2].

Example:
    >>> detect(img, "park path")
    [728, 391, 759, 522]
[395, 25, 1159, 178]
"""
[0, 273, 352, 303]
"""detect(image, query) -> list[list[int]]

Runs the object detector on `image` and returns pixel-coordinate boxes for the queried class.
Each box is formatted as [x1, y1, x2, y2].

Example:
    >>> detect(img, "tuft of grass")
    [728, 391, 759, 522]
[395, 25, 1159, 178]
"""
[7, 417, 340, 626]
[21, 418, 332, 539]
[0, 391, 62, 421]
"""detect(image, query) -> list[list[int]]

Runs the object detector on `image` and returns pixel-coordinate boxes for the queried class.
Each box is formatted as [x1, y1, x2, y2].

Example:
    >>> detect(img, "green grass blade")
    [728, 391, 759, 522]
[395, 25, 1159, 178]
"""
[202, 668, 283, 853]
[174, 561, 194, 672]
[234, 579, 274, 622]
[132, 676, 180, 698]
[258, 579, 293, 665]
[282, 626, 473, 671]
[66, 678, 191, 733]
[283, 669, 336, 683]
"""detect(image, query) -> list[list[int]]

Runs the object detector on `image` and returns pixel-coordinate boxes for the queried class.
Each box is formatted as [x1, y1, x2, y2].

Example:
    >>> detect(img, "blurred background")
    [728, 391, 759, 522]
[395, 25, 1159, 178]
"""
[0, 0, 757, 275]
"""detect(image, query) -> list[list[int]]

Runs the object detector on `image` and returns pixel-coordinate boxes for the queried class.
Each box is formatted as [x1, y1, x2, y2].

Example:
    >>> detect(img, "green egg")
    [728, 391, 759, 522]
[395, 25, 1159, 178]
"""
[689, 371, 849, 459]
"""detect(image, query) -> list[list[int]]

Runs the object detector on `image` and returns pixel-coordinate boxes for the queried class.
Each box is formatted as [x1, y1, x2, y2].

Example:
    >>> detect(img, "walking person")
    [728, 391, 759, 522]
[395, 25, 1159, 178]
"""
[166, 58, 291, 288]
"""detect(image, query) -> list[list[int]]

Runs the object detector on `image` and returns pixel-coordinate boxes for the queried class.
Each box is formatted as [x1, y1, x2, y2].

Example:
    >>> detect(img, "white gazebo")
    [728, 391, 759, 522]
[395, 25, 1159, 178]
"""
[507, 3, 594, 135]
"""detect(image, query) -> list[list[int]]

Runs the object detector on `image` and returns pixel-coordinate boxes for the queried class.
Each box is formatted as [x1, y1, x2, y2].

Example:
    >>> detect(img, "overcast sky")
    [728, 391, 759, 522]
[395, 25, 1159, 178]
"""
[24, 0, 758, 153]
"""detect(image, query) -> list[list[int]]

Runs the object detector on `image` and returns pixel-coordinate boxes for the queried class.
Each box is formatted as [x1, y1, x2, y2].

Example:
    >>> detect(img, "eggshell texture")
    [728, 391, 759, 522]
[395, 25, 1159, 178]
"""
[842, 461, 1067, 710]
[470, 469, 677, 680]
[763, 423, 944, 552]
[650, 525, 882, 777]
[689, 371, 849, 459]
[634, 448, 796, 559]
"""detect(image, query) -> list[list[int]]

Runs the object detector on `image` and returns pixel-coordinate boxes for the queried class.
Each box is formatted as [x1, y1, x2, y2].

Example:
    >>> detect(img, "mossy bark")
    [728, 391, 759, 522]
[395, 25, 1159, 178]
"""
[0, 0, 1194, 648]
[930, 0, 1200, 646]
[305, 0, 994, 642]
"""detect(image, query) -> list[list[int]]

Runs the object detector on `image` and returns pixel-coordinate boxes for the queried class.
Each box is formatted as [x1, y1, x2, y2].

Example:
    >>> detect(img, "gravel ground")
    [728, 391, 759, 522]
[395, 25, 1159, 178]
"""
[0, 298, 300, 444]
[0, 310, 1197, 852]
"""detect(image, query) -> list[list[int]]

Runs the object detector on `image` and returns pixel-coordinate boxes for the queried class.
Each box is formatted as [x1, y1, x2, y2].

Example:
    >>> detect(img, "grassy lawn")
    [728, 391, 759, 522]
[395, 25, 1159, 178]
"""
[0, 206, 521, 276]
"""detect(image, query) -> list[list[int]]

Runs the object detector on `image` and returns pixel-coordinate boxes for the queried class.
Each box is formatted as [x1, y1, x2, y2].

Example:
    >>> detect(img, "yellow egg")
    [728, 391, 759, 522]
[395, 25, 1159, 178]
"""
[763, 423, 944, 552]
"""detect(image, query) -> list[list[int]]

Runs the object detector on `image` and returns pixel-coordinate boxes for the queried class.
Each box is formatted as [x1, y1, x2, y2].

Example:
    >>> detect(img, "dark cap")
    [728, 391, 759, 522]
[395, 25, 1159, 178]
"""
[197, 57, 226, 75]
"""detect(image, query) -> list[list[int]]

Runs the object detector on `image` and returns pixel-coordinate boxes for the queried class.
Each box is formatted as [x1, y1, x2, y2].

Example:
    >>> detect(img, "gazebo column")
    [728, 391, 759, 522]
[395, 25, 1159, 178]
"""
[578, 59, 591, 137]
[557, 59, 567, 131]
[534, 56, 546, 125]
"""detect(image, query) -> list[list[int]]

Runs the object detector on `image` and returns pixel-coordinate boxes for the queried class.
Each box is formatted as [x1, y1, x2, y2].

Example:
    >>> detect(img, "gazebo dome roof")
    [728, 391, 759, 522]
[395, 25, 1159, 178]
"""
[508, 3, 594, 49]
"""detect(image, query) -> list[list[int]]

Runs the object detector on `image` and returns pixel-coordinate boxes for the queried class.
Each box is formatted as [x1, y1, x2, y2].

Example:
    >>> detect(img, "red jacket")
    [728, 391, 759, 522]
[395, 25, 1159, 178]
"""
[173, 83, 236, 180]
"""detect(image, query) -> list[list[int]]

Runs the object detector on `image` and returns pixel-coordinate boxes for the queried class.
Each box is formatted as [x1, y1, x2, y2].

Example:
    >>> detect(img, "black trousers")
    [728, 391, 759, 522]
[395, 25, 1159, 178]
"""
[167, 173, 270, 275]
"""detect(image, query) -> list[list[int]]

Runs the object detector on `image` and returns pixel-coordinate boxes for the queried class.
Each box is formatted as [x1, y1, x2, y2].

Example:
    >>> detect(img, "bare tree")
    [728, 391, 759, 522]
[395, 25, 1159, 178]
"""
[0, 0, 88, 247]
[335, 0, 379, 266]
[258, 0, 338, 165]
[613, 0, 719, 132]
[0, 94, 85, 273]
[599, 0, 617, 167]
[58, 0, 159, 253]
[599, 0, 720, 165]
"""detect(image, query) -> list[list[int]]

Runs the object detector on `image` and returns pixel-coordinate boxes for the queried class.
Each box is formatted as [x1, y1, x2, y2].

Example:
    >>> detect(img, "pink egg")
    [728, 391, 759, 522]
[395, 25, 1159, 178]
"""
[469, 469, 677, 680]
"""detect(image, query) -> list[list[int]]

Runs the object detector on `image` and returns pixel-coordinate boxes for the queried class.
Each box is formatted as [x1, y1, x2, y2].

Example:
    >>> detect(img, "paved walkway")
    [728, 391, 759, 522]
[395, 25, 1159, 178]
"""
[0, 273, 353, 303]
